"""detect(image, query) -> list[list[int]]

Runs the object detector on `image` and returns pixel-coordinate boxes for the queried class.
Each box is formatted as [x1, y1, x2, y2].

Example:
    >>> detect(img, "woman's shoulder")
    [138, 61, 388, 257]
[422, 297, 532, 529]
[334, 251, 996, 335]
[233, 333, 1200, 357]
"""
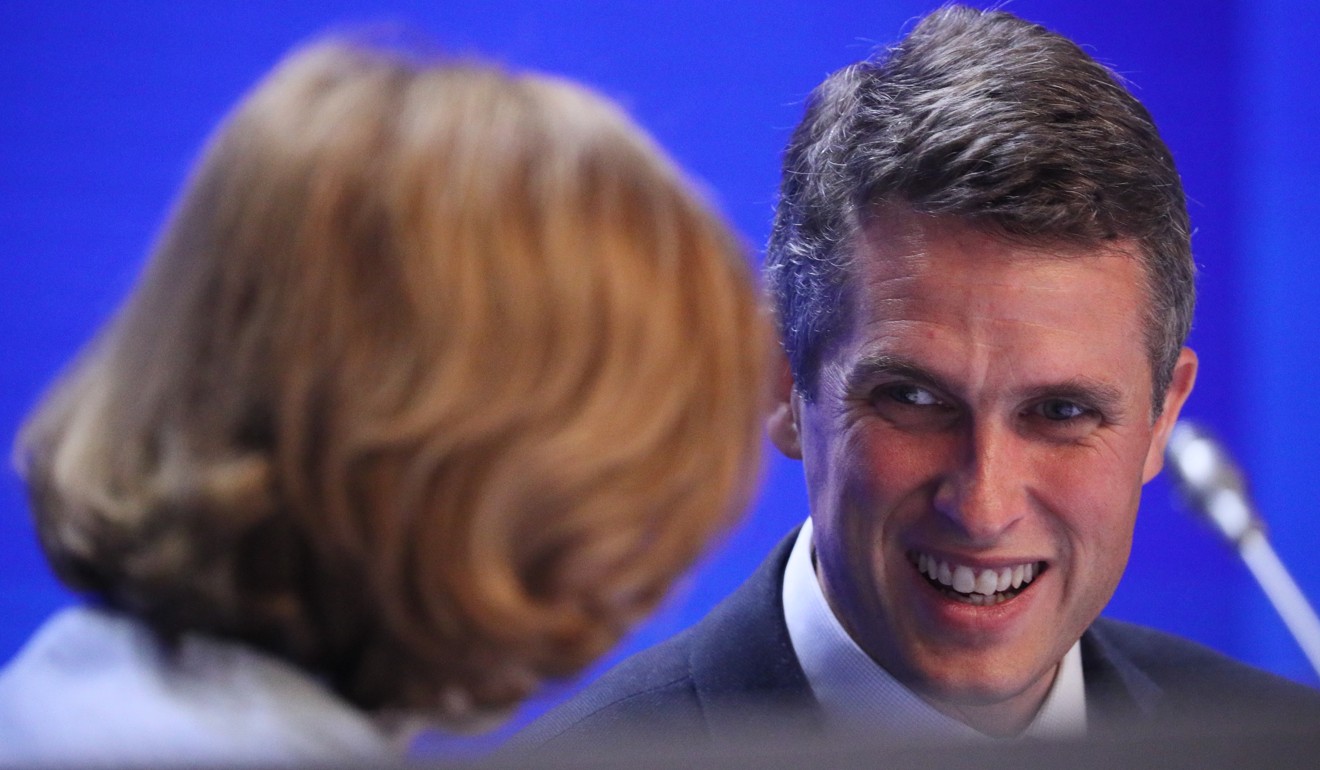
[0, 605, 396, 765]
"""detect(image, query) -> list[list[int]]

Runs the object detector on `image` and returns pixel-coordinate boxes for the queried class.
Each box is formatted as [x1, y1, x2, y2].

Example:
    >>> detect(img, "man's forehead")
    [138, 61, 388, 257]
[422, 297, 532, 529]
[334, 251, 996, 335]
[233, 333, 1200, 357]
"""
[839, 209, 1152, 328]
[849, 206, 1144, 271]
[820, 213, 1154, 387]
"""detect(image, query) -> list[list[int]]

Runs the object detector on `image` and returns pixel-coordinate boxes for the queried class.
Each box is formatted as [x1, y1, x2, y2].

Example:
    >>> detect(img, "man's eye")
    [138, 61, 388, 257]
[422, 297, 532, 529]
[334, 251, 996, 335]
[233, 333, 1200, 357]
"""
[885, 384, 943, 407]
[1037, 399, 1089, 421]
[1026, 398, 1103, 441]
[870, 383, 955, 430]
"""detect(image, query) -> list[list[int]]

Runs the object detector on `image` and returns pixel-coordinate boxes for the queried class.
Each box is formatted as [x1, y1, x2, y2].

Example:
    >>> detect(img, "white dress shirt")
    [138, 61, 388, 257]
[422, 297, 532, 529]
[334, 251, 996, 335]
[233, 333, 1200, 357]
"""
[782, 517, 1086, 740]
[0, 605, 399, 766]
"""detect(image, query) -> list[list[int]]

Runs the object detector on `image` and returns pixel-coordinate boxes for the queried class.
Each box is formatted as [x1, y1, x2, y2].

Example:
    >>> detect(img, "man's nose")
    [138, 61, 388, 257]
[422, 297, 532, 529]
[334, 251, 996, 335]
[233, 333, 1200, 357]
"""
[932, 425, 1027, 544]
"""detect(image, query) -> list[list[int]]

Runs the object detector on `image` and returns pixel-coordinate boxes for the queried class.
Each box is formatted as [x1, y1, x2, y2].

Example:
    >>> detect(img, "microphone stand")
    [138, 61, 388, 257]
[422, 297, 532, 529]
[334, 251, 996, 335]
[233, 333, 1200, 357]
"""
[1164, 421, 1320, 680]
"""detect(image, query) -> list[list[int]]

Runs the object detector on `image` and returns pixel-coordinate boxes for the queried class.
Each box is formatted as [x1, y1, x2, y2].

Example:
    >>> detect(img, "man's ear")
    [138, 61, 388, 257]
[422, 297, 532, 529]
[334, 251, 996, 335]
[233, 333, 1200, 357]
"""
[1143, 347, 1199, 482]
[766, 350, 803, 460]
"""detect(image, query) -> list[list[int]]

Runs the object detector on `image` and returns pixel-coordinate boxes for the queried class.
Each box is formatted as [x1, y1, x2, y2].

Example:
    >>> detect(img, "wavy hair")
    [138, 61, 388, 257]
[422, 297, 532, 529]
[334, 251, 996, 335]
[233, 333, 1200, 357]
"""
[16, 40, 768, 725]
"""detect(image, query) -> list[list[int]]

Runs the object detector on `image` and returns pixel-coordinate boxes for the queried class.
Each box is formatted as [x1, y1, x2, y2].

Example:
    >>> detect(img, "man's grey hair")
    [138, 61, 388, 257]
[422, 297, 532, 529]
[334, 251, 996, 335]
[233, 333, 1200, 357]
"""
[766, 5, 1195, 412]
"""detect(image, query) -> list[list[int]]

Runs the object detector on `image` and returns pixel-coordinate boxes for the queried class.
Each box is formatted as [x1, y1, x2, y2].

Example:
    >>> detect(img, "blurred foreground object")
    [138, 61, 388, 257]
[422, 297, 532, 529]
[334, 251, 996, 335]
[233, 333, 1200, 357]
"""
[0, 36, 769, 765]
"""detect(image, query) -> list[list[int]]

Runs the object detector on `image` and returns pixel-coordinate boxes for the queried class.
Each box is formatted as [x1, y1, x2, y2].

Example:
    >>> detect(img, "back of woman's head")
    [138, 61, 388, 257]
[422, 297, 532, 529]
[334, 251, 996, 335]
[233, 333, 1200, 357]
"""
[16, 40, 768, 725]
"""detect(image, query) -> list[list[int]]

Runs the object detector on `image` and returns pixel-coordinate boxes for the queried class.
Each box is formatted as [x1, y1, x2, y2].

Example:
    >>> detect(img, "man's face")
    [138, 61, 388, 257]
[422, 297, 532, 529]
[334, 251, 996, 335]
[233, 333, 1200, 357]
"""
[770, 207, 1196, 723]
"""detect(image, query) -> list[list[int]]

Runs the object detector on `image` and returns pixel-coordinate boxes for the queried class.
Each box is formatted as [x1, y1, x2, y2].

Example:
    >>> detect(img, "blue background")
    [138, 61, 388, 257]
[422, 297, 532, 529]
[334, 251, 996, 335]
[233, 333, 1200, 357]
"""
[2, 0, 1318, 756]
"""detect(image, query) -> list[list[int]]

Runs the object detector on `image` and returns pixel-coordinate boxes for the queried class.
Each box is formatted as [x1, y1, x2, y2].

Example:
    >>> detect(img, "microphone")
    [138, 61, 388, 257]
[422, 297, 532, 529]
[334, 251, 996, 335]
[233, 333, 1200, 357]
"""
[1165, 421, 1320, 679]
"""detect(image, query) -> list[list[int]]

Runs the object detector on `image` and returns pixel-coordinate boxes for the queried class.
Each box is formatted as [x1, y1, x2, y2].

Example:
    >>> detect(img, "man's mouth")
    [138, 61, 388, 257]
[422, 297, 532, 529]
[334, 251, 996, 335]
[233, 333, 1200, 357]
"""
[907, 551, 1046, 606]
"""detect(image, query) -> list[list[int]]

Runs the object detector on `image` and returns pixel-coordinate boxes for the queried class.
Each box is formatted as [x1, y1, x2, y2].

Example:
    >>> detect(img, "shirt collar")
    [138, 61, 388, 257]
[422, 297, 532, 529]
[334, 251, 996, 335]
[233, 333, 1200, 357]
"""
[781, 518, 1086, 740]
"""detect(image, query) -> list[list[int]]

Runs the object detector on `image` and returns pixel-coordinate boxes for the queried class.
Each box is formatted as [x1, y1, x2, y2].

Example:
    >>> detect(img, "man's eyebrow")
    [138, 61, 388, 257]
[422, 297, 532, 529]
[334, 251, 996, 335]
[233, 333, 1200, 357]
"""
[841, 354, 951, 395]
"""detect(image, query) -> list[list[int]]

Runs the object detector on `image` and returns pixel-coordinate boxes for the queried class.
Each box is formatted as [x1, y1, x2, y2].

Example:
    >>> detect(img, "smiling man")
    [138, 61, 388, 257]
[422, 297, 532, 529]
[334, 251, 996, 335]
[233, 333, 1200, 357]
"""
[518, 5, 1320, 751]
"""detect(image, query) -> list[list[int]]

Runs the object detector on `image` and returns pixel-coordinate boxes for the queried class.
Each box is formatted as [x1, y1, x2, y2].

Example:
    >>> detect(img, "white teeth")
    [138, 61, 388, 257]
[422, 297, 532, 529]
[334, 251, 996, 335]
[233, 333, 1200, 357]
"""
[912, 552, 1043, 598]
[952, 565, 976, 593]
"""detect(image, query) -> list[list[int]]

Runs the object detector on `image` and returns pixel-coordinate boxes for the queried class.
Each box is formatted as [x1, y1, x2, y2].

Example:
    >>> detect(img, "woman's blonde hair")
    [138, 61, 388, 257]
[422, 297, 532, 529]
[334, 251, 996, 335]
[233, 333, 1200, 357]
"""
[16, 40, 768, 724]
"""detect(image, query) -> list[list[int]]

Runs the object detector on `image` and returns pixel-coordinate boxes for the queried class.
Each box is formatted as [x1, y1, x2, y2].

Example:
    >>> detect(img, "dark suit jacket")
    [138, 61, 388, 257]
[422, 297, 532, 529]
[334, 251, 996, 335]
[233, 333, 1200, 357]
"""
[517, 529, 1320, 755]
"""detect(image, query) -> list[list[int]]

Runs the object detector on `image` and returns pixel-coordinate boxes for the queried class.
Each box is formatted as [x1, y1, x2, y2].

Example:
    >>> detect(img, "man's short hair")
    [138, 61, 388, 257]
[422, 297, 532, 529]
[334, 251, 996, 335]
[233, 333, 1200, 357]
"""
[766, 5, 1195, 409]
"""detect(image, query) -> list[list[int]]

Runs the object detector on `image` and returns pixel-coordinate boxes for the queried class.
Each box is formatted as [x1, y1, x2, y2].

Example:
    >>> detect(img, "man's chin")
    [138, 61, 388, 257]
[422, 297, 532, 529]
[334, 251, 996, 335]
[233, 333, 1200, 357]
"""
[903, 661, 1062, 737]
[905, 652, 1061, 709]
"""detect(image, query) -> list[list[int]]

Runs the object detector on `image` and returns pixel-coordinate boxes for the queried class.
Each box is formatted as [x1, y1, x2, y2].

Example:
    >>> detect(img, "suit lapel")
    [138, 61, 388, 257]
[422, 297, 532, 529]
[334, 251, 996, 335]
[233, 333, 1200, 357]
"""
[685, 528, 822, 735]
[1081, 617, 1165, 733]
